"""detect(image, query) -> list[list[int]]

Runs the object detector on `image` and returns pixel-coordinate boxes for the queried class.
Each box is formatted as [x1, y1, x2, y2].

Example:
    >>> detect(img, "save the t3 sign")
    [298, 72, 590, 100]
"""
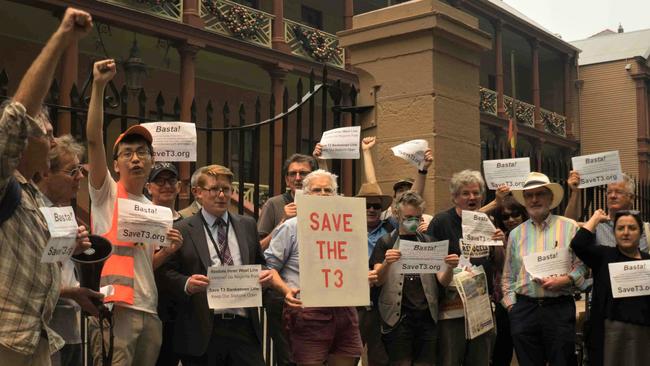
[296, 194, 369, 307]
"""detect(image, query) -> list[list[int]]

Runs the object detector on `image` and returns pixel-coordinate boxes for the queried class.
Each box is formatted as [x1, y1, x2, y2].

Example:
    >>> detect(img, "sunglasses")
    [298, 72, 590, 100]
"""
[501, 212, 522, 220]
[366, 203, 382, 210]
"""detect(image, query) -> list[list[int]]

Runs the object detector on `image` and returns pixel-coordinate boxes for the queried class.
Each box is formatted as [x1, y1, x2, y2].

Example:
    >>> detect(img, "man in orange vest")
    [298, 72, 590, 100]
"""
[85, 59, 183, 365]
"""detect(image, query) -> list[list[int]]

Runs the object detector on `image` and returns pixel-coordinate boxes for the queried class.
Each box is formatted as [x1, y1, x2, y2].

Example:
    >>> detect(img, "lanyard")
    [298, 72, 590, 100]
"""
[199, 209, 230, 265]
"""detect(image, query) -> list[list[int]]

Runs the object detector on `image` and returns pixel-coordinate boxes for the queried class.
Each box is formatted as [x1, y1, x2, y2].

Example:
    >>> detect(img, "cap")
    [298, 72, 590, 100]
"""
[113, 125, 153, 156]
[149, 162, 179, 182]
[393, 178, 414, 193]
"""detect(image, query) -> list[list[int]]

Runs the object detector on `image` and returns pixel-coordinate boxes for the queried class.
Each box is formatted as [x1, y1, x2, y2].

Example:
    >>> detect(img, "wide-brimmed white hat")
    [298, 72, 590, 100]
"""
[511, 172, 564, 210]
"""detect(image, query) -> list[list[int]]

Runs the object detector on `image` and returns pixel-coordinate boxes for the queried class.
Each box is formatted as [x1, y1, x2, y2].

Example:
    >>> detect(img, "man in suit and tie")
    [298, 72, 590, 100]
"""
[158, 164, 274, 366]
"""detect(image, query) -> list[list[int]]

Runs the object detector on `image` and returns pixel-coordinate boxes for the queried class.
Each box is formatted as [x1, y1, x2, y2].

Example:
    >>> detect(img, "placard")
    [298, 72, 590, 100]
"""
[117, 198, 173, 246]
[142, 122, 197, 162]
[482, 158, 530, 190]
[460, 240, 490, 259]
[391, 139, 428, 170]
[296, 194, 369, 306]
[397, 239, 449, 274]
[461, 210, 502, 246]
[609, 260, 650, 298]
[571, 151, 622, 188]
[523, 248, 571, 279]
[40, 206, 78, 263]
[319, 126, 361, 159]
[207, 265, 262, 309]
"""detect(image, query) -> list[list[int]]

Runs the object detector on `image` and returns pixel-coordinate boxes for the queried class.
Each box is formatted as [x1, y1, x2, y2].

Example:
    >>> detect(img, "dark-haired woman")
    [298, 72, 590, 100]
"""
[570, 209, 650, 366]
[491, 187, 528, 366]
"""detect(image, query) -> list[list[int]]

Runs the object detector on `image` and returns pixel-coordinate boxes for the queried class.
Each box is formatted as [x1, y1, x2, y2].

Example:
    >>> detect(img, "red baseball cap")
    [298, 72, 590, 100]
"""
[112, 125, 153, 156]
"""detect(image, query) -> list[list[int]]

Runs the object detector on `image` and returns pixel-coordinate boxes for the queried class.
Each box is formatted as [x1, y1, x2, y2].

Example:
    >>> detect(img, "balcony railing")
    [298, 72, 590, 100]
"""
[541, 108, 567, 137]
[98, 0, 183, 22]
[284, 19, 345, 69]
[479, 87, 567, 137]
[200, 0, 273, 48]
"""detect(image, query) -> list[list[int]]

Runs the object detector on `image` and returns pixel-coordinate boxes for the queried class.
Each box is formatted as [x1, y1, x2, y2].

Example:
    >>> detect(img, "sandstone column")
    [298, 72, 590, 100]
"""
[338, 0, 491, 213]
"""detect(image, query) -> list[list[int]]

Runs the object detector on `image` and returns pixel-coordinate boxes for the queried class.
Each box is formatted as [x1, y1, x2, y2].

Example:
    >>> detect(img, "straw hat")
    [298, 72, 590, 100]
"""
[511, 172, 564, 210]
[356, 183, 393, 211]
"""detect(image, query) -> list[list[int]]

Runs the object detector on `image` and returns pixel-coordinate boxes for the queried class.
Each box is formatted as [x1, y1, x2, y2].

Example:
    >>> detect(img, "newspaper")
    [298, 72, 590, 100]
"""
[454, 266, 494, 339]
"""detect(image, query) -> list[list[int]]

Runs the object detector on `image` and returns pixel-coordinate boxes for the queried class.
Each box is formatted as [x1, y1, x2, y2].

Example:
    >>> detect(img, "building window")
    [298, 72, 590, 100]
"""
[301, 5, 323, 30]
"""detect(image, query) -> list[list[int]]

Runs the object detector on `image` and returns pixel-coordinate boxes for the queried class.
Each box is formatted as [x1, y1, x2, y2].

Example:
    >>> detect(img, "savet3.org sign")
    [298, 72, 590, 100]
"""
[296, 194, 370, 307]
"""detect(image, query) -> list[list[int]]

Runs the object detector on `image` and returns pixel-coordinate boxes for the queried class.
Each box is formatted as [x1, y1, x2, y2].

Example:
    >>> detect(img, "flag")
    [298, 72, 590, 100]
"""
[508, 118, 517, 158]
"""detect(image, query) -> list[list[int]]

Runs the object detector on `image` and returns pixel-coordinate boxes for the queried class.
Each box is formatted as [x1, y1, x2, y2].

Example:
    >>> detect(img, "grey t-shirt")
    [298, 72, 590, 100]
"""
[257, 192, 293, 237]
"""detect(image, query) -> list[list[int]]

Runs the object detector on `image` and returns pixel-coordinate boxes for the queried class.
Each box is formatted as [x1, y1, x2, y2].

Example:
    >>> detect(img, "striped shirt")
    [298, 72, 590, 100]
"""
[501, 214, 587, 308]
[0, 102, 64, 355]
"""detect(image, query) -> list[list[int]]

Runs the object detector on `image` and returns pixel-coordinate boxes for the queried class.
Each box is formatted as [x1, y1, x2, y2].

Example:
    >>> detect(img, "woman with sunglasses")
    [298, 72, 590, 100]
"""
[570, 209, 650, 366]
[490, 188, 528, 366]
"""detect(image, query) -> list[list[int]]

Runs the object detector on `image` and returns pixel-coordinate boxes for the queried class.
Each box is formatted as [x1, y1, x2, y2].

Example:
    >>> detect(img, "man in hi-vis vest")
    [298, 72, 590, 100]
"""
[85, 59, 183, 366]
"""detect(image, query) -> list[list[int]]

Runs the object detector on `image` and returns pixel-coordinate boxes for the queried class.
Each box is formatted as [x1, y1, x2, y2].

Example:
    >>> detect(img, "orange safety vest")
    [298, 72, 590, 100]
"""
[97, 181, 136, 305]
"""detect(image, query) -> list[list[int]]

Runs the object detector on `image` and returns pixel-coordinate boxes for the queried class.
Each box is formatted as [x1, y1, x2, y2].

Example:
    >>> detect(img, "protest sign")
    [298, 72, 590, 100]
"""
[391, 139, 428, 169]
[142, 122, 197, 162]
[461, 211, 502, 246]
[117, 198, 173, 246]
[523, 247, 571, 279]
[460, 240, 490, 259]
[609, 260, 650, 298]
[40, 206, 78, 263]
[571, 151, 622, 189]
[482, 158, 530, 190]
[207, 265, 262, 309]
[319, 126, 361, 159]
[397, 239, 449, 274]
[455, 267, 494, 339]
[296, 194, 369, 307]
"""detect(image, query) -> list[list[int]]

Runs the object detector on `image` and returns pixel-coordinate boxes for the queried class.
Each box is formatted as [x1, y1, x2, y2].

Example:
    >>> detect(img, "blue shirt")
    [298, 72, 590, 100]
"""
[368, 221, 390, 258]
[264, 217, 300, 289]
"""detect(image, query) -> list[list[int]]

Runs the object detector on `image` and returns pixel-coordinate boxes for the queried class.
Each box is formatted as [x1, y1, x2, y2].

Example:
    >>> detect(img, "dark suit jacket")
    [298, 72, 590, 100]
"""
[157, 211, 265, 357]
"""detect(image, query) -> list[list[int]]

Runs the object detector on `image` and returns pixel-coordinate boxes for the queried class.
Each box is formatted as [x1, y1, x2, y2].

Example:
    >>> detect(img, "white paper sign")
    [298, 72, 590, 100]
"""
[609, 260, 650, 298]
[296, 194, 369, 307]
[142, 122, 197, 162]
[482, 158, 530, 190]
[40, 206, 78, 263]
[117, 198, 173, 246]
[397, 240, 449, 274]
[571, 151, 622, 189]
[319, 126, 361, 159]
[207, 265, 262, 309]
[391, 139, 429, 170]
[461, 211, 502, 246]
[523, 248, 571, 279]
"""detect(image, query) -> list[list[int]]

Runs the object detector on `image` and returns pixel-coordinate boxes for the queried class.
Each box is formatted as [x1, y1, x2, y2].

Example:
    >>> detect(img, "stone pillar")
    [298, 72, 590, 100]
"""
[272, 0, 290, 53]
[343, 0, 354, 69]
[564, 54, 574, 139]
[268, 66, 289, 195]
[339, 0, 491, 213]
[494, 20, 505, 118]
[178, 43, 201, 207]
[58, 42, 78, 135]
[531, 38, 543, 130]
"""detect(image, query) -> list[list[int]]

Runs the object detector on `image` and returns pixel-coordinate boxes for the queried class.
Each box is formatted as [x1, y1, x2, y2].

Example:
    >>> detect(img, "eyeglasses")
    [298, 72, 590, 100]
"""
[152, 177, 178, 187]
[366, 203, 382, 210]
[501, 212, 522, 220]
[117, 149, 151, 160]
[287, 170, 311, 178]
[200, 185, 231, 196]
[607, 189, 632, 197]
[309, 187, 334, 194]
[59, 164, 85, 177]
